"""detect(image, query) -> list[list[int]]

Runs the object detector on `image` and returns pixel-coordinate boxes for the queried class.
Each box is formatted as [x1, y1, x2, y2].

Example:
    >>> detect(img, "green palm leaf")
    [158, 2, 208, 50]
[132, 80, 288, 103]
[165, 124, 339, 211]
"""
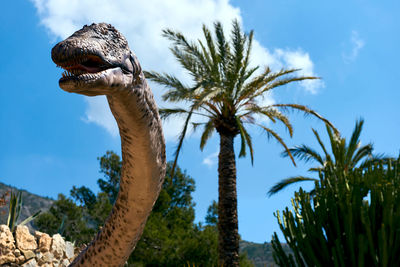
[268, 176, 318, 197]
[269, 119, 391, 196]
[200, 119, 216, 150]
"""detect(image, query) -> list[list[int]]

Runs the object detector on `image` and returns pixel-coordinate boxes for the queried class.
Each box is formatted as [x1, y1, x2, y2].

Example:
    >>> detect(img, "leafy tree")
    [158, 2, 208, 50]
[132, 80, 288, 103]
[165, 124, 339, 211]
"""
[145, 19, 335, 266]
[268, 119, 386, 196]
[87, 192, 112, 228]
[70, 185, 96, 209]
[36, 151, 245, 265]
[97, 150, 121, 204]
[34, 194, 95, 244]
[272, 157, 400, 266]
[129, 163, 216, 266]
[205, 200, 218, 226]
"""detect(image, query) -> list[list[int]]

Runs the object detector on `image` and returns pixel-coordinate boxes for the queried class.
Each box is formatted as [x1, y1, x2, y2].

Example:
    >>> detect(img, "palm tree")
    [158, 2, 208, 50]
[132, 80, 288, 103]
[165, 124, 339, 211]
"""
[268, 119, 383, 196]
[144, 20, 335, 266]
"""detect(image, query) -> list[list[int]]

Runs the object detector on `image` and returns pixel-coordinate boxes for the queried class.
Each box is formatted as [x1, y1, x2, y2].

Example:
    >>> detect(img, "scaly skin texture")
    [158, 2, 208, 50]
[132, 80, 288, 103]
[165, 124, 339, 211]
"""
[51, 23, 166, 267]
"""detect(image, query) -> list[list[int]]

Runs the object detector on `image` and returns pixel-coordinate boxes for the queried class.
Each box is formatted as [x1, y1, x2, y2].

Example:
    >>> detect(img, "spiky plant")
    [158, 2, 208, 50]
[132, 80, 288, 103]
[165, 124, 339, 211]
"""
[145, 19, 334, 266]
[7, 190, 41, 232]
[272, 157, 400, 266]
[268, 119, 387, 196]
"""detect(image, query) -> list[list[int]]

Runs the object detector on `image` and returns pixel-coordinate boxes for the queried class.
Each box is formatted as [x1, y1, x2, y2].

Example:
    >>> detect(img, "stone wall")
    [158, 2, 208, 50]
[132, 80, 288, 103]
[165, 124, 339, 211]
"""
[0, 224, 78, 267]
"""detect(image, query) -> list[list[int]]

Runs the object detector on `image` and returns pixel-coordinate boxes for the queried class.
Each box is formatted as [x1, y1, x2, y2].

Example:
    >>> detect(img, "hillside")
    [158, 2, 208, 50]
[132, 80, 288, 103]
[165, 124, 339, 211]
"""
[0, 182, 54, 230]
[240, 240, 292, 267]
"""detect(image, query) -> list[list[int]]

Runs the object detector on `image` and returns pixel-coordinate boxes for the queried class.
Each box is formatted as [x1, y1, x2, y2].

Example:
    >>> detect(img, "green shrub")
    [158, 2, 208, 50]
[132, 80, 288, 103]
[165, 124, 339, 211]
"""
[272, 158, 400, 266]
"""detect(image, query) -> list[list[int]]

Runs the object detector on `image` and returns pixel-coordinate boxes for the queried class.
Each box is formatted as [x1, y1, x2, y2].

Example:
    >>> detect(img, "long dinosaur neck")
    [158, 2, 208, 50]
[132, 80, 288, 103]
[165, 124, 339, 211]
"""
[70, 72, 166, 267]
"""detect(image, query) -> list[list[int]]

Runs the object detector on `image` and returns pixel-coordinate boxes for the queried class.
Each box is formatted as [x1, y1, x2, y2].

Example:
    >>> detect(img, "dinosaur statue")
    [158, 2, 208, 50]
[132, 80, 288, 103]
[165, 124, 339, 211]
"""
[51, 23, 166, 267]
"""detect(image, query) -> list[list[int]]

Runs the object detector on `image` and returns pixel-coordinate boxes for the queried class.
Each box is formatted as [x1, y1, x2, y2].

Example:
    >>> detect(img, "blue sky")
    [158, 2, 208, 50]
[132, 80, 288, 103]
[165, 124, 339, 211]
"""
[1, 0, 399, 243]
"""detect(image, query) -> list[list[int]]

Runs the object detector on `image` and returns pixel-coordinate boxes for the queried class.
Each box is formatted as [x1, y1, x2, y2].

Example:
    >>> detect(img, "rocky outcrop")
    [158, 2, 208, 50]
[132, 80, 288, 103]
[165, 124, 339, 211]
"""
[0, 225, 78, 267]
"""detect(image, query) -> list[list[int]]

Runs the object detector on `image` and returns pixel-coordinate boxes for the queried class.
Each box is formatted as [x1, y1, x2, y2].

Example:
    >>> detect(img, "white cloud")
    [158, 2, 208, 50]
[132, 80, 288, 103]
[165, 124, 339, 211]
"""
[343, 30, 365, 63]
[203, 151, 219, 167]
[31, 0, 323, 141]
[82, 96, 118, 137]
[275, 49, 324, 94]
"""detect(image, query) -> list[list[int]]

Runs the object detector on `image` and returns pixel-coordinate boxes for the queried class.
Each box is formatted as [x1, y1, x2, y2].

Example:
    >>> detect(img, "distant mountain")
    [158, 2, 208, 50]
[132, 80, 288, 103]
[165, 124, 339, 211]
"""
[240, 240, 292, 267]
[0, 182, 54, 230]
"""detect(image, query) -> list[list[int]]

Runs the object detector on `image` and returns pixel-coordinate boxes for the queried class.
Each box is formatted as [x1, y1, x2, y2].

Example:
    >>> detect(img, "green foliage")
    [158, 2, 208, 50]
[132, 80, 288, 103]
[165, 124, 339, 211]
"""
[70, 185, 96, 209]
[272, 157, 400, 266]
[268, 119, 389, 196]
[205, 200, 218, 226]
[7, 190, 41, 232]
[145, 19, 336, 173]
[7, 190, 22, 231]
[146, 18, 333, 266]
[36, 151, 249, 266]
[34, 194, 95, 244]
[97, 150, 121, 204]
[128, 163, 219, 266]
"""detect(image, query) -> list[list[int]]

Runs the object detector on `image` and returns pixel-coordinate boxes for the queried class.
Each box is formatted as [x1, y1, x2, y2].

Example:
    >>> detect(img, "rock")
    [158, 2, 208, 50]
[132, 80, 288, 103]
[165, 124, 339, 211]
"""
[15, 225, 37, 251]
[0, 225, 15, 250]
[37, 251, 54, 265]
[16, 255, 26, 265]
[14, 249, 21, 257]
[0, 225, 77, 266]
[60, 258, 70, 266]
[35, 251, 42, 262]
[24, 258, 38, 267]
[0, 254, 16, 265]
[22, 249, 36, 260]
[21, 258, 38, 267]
[35, 231, 52, 252]
[51, 234, 65, 259]
[0, 225, 16, 265]
[65, 241, 75, 259]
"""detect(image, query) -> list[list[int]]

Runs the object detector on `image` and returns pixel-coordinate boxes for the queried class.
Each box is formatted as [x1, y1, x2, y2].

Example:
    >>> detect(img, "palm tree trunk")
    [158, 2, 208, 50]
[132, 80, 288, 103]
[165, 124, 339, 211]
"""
[218, 133, 240, 266]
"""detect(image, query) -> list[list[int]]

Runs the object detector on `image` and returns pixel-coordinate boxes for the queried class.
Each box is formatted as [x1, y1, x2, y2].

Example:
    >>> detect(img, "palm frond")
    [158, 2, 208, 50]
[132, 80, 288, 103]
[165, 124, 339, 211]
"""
[311, 128, 330, 159]
[255, 123, 296, 166]
[202, 24, 220, 82]
[325, 123, 342, 165]
[162, 29, 211, 73]
[250, 75, 318, 101]
[345, 119, 364, 164]
[268, 176, 318, 197]
[159, 108, 189, 120]
[244, 106, 294, 137]
[281, 145, 325, 165]
[214, 21, 230, 74]
[159, 108, 211, 120]
[236, 117, 254, 164]
[144, 71, 189, 92]
[233, 29, 255, 100]
[200, 119, 216, 150]
[351, 144, 373, 166]
[236, 67, 272, 102]
[271, 104, 339, 133]
[171, 106, 194, 176]
[169, 47, 204, 79]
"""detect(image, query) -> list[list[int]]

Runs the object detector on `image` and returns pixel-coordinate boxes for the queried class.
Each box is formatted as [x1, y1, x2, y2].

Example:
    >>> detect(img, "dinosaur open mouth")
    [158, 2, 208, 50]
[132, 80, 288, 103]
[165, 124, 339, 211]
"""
[55, 54, 112, 82]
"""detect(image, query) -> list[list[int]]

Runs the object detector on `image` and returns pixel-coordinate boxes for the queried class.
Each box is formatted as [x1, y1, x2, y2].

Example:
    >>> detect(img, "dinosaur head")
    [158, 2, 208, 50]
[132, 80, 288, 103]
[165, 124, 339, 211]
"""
[51, 23, 141, 96]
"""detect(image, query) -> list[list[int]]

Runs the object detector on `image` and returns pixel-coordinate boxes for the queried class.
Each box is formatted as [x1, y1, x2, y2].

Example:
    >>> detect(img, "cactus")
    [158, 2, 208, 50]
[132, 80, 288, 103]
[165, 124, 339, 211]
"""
[272, 158, 400, 266]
